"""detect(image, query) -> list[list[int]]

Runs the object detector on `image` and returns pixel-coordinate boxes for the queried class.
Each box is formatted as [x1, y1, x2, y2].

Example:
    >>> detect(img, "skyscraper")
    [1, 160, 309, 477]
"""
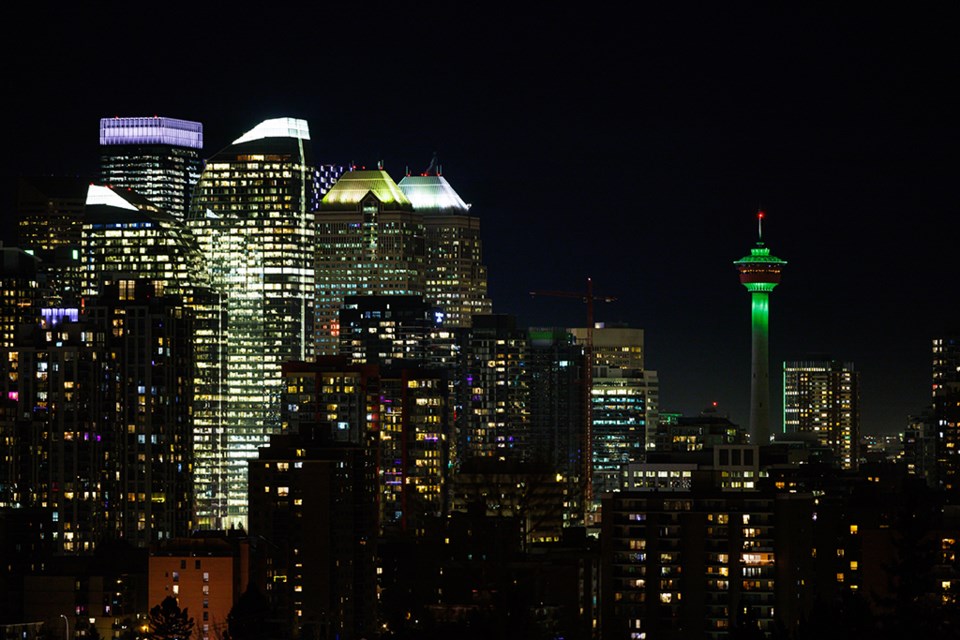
[82, 184, 207, 298]
[570, 325, 658, 497]
[315, 169, 425, 355]
[734, 212, 786, 444]
[99, 116, 203, 222]
[16, 176, 89, 306]
[933, 336, 960, 494]
[783, 359, 860, 469]
[186, 117, 321, 528]
[397, 170, 492, 327]
[0, 281, 193, 551]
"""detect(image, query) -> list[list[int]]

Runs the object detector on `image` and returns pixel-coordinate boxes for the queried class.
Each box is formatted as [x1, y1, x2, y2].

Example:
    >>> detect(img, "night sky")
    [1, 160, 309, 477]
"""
[4, 5, 957, 435]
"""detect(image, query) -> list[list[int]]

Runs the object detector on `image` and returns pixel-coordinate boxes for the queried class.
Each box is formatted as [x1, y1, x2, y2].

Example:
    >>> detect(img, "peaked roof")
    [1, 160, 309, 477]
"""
[397, 174, 470, 213]
[233, 117, 310, 144]
[322, 169, 410, 207]
[85, 184, 176, 223]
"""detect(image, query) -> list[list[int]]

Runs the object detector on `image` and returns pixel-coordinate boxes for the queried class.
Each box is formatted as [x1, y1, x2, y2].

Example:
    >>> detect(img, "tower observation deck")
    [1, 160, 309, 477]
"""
[734, 212, 786, 444]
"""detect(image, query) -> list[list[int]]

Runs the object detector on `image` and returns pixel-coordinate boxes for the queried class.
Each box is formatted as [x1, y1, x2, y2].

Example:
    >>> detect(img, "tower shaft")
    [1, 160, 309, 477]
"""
[749, 291, 771, 443]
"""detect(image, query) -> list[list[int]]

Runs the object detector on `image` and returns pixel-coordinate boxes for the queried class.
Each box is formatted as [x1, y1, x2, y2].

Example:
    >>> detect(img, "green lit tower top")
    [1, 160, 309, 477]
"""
[734, 211, 786, 445]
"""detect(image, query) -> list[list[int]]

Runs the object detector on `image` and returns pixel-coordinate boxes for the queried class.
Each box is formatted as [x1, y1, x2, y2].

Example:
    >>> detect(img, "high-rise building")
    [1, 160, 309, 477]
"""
[248, 427, 377, 640]
[82, 184, 208, 298]
[458, 314, 529, 464]
[933, 336, 960, 495]
[99, 116, 204, 222]
[338, 294, 449, 368]
[16, 176, 89, 306]
[783, 360, 860, 470]
[397, 170, 492, 327]
[0, 281, 193, 552]
[186, 117, 322, 528]
[0, 247, 42, 349]
[735, 212, 786, 444]
[315, 169, 426, 355]
[527, 327, 586, 517]
[570, 325, 658, 498]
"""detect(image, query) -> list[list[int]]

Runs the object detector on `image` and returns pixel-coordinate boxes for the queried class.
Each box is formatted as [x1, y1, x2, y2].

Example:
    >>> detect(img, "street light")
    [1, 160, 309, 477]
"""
[60, 614, 69, 640]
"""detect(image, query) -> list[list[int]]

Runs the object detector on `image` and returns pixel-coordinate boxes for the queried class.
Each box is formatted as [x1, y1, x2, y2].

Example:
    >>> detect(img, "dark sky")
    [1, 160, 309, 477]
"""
[3, 4, 957, 434]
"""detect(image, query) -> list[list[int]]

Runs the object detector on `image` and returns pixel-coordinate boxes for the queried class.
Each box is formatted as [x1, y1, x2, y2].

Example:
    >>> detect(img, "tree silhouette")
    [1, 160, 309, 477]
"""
[224, 585, 271, 640]
[147, 596, 195, 640]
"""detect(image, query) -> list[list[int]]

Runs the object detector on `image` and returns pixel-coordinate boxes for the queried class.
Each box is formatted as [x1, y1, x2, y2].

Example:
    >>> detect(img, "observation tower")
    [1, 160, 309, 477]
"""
[734, 211, 786, 444]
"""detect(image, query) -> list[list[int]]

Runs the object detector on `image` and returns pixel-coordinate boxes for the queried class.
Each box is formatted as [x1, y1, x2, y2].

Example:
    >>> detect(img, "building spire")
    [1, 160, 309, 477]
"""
[757, 209, 765, 241]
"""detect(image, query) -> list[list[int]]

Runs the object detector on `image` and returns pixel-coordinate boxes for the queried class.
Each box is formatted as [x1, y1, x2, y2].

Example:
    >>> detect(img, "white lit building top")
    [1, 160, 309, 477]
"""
[232, 117, 310, 144]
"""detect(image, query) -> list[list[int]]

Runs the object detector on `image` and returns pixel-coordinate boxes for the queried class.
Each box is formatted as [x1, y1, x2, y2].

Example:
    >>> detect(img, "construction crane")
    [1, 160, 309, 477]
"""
[530, 277, 617, 520]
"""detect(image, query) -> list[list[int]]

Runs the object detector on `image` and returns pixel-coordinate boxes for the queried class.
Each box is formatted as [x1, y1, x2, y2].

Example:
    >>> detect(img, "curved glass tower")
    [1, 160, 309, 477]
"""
[734, 212, 786, 445]
[187, 118, 321, 528]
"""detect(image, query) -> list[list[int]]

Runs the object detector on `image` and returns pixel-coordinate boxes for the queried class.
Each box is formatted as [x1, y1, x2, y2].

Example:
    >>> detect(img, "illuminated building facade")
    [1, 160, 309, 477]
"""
[84, 282, 194, 546]
[82, 184, 208, 298]
[315, 169, 426, 355]
[397, 172, 492, 327]
[280, 358, 449, 533]
[600, 490, 791, 639]
[16, 176, 89, 306]
[783, 360, 860, 470]
[1, 310, 107, 552]
[933, 336, 960, 495]
[338, 295, 449, 367]
[458, 315, 529, 464]
[99, 116, 203, 222]
[186, 118, 321, 528]
[735, 213, 786, 444]
[0, 247, 42, 349]
[655, 409, 748, 452]
[0, 281, 193, 551]
[570, 326, 658, 496]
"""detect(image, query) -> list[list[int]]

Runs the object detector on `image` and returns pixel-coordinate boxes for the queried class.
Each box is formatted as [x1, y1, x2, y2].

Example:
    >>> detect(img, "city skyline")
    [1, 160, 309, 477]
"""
[4, 5, 958, 435]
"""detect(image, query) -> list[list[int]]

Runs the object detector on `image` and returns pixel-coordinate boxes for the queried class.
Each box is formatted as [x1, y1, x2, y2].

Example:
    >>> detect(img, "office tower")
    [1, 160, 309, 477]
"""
[186, 117, 321, 528]
[99, 116, 203, 222]
[570, 325, 658, 497]
[82, 184, 208, 298]
[16, 176, 89, 306]
[397, 170, 492, 327]
[458, 315, 529, 464]
[527, 328, 586, 523]
[735, 212, 786, 444]
[933, 336, 960, 494]
[315, 169, 426, 355]
[248, 427, 377, 640]
[783, 360, 860, 470]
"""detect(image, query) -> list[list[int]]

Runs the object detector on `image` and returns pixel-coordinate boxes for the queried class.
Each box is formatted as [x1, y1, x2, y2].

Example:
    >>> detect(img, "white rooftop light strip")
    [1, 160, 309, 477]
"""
[233, 118, 311, 144]
[86, 185, 138, 210]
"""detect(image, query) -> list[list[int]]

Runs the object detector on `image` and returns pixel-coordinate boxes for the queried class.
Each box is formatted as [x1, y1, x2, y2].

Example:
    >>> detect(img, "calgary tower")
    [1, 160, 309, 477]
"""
[734, 211, 787, 444]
